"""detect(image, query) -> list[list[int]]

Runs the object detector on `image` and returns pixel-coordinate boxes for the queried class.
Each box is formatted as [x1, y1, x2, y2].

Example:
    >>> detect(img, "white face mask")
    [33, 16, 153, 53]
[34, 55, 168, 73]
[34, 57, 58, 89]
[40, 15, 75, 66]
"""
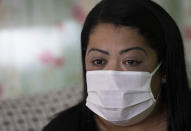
[85, 64, 161, 126]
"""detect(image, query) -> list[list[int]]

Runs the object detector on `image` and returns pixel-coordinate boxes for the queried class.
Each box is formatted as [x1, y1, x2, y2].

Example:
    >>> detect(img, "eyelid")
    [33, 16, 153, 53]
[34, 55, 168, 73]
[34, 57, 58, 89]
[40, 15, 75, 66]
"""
[122, 56, 142, 61]
[122, 54, 144, 61]
[90, 57, 106, 61]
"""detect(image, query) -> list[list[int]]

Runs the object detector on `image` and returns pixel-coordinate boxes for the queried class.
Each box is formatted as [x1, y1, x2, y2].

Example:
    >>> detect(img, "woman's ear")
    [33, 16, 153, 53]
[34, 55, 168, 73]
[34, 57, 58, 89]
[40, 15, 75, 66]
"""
[160, 63, 167, 84]
[161, 74, 166, 84]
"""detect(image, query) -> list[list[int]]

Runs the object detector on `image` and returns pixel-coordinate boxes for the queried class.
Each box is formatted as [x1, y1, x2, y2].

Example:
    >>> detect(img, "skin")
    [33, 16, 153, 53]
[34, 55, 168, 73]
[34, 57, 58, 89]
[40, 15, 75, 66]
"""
[85, 23, 166, 131]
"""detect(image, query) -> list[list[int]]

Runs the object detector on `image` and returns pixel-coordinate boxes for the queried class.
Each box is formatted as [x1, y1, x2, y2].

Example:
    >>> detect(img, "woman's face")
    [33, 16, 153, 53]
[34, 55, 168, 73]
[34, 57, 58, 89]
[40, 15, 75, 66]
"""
[85, 23, 163, 97]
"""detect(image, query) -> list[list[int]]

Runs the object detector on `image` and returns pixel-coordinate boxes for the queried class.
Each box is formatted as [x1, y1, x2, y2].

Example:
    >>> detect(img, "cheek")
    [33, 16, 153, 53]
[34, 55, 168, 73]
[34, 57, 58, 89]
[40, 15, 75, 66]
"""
[150, 72, 162, 99]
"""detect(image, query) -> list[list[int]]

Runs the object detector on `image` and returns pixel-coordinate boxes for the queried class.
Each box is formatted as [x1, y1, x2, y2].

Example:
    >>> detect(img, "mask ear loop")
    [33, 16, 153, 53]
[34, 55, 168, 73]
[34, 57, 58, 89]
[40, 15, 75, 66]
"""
[155, 88, 161, 100]
[150, 62, 162, 100]
[150, 62, 162, 76]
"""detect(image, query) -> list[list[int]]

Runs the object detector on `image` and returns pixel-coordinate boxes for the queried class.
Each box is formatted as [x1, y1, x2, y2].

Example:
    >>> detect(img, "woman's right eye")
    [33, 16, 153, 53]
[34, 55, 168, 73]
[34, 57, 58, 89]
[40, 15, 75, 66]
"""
[91, 59, 107, 66]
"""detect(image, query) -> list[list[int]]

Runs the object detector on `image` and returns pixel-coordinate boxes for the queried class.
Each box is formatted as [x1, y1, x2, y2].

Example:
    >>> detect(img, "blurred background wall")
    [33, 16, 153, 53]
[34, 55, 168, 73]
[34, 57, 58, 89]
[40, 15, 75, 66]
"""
[0, 0, 190, 100]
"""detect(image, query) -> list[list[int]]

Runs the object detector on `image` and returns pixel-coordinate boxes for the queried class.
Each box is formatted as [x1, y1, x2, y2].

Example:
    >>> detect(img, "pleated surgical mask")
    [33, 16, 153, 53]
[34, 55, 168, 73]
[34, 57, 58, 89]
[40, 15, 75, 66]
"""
[86, 63, 161, 126]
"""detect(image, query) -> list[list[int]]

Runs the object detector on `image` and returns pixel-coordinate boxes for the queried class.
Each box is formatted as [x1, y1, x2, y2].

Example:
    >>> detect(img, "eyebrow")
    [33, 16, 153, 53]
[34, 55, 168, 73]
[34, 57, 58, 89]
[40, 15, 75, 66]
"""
[87, 48, 109, 55]
[120, 47, 147, 55]
[87, 47, 147, 55]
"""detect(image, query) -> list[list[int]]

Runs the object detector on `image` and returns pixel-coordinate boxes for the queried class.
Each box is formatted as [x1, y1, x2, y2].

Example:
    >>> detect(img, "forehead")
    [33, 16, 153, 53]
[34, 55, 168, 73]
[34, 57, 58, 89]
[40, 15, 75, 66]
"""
[88, 23, 149, 50]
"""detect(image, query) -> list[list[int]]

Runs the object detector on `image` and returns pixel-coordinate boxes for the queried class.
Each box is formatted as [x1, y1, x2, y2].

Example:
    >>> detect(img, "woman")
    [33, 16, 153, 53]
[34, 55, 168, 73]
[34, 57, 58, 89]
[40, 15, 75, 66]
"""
[43, 0, 191, 131]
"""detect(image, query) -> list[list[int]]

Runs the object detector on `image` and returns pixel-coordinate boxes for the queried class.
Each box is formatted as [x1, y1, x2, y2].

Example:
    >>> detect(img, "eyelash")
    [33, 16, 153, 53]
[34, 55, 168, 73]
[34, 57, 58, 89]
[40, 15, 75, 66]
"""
[122, 60, 142, 66]
[91, 58, 107, 66]
[91, 58, 142, 67]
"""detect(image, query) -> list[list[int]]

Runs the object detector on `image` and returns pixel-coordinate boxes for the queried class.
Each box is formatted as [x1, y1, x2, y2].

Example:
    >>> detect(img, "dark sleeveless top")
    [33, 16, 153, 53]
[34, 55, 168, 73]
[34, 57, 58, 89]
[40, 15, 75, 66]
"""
[43, 102, 98, 131]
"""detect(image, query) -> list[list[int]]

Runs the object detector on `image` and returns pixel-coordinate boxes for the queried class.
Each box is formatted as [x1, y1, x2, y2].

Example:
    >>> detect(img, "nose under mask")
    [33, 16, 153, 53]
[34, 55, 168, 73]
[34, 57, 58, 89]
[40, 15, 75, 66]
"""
[86, 63, 161, 126]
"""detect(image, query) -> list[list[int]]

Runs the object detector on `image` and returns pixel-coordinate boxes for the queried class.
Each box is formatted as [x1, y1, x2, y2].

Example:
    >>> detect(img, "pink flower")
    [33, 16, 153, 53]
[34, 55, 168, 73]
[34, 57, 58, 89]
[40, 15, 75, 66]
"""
[72, 5, 86, 23]
[184, 26, 191, 41]
[39, 51, 54, 64]
[39, 50, 64, 67]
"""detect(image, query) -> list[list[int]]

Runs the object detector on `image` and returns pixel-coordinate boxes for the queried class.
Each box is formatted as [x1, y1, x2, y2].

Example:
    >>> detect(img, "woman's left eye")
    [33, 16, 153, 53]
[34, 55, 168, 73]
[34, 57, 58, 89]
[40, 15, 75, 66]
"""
[122, 60, 142, 66]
